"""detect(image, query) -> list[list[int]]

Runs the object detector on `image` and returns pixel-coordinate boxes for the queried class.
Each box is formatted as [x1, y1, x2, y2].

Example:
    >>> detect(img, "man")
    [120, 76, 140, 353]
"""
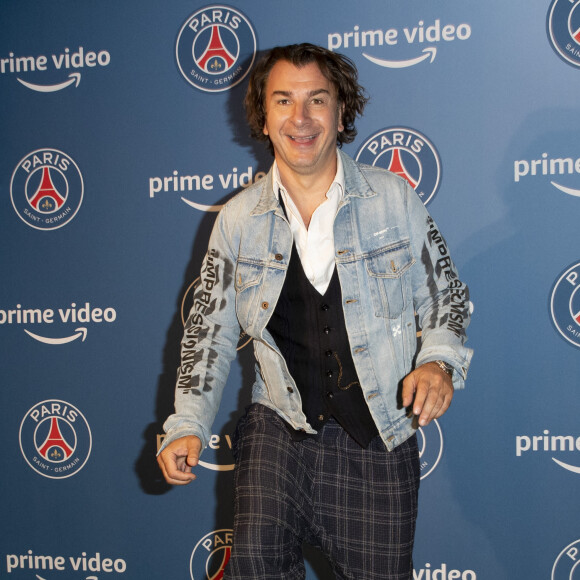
[158, 43, 472, 579]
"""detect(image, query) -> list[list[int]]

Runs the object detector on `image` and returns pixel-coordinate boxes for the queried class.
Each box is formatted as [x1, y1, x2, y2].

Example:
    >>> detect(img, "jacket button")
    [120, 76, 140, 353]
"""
[321, 303, 329, 311]
[287, 386, 294, 393]
[325, 350, 333, 357]
[326, 391, 334, 399]
[261, 302, 269, 309]
[275, 253, 283, 261]
[318, 414, 325, 421]
[323, 326, 331, 334]
[326, 370, 333, 378]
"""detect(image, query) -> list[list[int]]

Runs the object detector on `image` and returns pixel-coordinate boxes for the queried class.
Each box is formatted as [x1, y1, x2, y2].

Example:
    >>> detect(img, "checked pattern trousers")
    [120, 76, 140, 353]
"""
[224, 404, 420, 580]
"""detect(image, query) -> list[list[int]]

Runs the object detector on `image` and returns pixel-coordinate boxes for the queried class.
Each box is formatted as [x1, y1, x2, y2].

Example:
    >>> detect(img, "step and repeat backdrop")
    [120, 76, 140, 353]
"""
[1, 1, 579, 578]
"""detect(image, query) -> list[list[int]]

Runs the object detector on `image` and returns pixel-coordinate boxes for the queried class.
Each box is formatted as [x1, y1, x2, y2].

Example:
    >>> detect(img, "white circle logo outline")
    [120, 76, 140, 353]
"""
[10, 148, 84, 231]
[19, 399, 92, 479]
[176, 5, 257, 93]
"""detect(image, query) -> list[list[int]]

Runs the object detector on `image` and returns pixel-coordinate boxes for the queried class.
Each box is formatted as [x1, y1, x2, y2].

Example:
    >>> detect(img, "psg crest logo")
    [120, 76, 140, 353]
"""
[355, 127, 442, 205]
[550, 261, 580, 349]
[10, 148, 84, 231]
[176, 5, 257, 92]
[547, 0, 580, 68]
[552, 538, 580, 579]
[19, 399, 92, 479]
[190, 529, 233, 580]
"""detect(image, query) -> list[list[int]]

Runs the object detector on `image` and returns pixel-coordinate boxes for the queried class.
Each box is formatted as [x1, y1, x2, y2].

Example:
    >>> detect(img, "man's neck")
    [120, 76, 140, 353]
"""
[276, 160, 337, 229]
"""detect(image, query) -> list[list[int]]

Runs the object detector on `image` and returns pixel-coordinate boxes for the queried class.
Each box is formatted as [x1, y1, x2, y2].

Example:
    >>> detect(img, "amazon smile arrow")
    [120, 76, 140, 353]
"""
[17, 72, 81, 93]
[551, 181, 580, 197]
[24, 327, 87, 345]
[362, 47, 437, 69]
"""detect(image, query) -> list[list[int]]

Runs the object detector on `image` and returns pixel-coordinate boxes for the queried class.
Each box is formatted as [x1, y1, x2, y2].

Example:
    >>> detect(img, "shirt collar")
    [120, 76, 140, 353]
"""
[272, 149, 345, 202]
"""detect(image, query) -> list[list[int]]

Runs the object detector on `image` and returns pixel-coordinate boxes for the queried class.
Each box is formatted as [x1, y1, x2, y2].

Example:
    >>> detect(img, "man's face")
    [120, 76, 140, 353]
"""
[262, 60, 344, 181]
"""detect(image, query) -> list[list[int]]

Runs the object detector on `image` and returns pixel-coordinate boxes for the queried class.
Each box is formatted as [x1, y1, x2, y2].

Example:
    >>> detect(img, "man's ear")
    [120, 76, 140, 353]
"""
[338, 103, 345, 133]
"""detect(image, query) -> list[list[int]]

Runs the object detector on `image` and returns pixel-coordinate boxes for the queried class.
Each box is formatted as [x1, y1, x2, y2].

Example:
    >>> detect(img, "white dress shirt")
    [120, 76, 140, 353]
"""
[273, 152, 344, 295]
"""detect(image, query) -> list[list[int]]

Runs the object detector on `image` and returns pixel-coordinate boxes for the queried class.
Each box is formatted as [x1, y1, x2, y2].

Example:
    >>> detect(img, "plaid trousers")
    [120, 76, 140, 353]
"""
[224, 404, 420, 580]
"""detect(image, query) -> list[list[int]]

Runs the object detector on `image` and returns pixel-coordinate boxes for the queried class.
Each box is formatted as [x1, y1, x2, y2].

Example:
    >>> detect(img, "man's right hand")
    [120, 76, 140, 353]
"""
[157, 435, 202, 485]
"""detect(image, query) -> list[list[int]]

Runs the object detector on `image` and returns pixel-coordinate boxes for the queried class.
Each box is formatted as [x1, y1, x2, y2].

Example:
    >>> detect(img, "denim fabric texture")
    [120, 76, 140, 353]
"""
[161, 150, 473, 454]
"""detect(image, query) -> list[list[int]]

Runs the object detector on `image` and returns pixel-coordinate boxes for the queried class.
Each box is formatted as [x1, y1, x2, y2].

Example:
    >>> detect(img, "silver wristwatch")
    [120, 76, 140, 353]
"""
[433, 360, 454, 377]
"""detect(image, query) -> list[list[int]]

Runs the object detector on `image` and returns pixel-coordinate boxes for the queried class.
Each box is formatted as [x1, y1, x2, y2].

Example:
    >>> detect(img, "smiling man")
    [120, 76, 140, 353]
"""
[262, 59, 343, 216]
[158, 43, 473, 579]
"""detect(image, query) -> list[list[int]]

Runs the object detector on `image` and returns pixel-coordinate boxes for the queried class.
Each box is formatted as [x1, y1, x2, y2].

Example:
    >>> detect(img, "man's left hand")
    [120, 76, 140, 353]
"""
[402, 362, 454, 427]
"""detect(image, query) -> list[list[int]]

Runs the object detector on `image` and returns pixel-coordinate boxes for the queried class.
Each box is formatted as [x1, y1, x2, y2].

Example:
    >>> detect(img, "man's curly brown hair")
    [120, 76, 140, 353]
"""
[244, 43, 368, 153]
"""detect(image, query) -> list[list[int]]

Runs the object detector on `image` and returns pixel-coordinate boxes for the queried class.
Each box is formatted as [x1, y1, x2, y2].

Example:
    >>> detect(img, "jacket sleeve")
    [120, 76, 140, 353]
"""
[404, 182, 473, 389]
[159, 203, 242, 453]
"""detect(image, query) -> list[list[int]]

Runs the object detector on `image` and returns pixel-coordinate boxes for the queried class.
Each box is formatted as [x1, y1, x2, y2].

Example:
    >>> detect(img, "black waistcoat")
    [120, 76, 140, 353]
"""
[267, 243, 379, 448]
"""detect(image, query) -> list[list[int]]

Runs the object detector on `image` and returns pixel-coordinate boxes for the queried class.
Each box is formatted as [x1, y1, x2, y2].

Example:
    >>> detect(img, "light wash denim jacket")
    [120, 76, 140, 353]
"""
[161, 151, 473, 453]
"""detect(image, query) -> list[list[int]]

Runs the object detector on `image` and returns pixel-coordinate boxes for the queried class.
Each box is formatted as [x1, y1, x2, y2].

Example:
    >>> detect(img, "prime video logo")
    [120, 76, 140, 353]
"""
[513, 153, 580, 197]
[516, 430, 580, 474]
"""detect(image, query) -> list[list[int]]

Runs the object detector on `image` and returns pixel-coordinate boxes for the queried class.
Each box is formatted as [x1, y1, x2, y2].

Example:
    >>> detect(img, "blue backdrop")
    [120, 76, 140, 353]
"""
[2, 1, 580, 578]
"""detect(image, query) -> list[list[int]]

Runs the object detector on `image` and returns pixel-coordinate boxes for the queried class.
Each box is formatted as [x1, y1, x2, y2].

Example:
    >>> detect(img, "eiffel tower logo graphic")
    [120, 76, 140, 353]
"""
[209, 546, 231, 580]
[38, 417, 74, 460]
[573, 22, 580, 44]
[29, 166, 66, 212]
[387, 148, 419, 189]
[196, 26, 236, 73]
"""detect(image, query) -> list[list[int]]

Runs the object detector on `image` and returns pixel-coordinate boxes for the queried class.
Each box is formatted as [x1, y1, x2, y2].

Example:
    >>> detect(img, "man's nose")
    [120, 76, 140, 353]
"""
[291, 101, 310, 125]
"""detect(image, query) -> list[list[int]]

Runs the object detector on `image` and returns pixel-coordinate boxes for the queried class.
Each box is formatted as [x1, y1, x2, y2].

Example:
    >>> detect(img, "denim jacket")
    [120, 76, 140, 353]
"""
[161, 151, 473, 453]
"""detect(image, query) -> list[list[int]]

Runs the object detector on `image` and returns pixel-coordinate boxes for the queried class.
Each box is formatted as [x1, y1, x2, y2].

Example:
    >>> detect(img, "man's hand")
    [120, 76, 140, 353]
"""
[157, 435, 202, 486]
[402, 362, 454, 427]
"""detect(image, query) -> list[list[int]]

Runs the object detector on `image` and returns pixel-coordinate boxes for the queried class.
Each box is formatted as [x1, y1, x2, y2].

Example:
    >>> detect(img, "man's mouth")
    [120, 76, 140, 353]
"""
[288, 134, 317, 143]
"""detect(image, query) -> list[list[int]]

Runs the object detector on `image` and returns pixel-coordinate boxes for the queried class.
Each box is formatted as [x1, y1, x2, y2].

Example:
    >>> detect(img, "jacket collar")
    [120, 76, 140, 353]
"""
[250, 149, 376, 217]
[340, 150, 376, 199]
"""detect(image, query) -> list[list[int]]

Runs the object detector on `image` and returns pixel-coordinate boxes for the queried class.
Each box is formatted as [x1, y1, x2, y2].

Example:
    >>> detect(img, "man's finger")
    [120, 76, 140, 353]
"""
[401, 374, 416, 408]
[417, 385, 443, 426]
[158, 453, 196, 485]
[411, 376, 430, 417]
[157, 436, 202, 485]
[417, 378, 454, 426]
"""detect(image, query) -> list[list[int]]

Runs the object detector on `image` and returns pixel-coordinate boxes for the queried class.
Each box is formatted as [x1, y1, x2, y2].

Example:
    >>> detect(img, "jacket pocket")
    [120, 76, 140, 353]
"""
[235, 260, 266, 330]
[364, 241, 415, 318]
